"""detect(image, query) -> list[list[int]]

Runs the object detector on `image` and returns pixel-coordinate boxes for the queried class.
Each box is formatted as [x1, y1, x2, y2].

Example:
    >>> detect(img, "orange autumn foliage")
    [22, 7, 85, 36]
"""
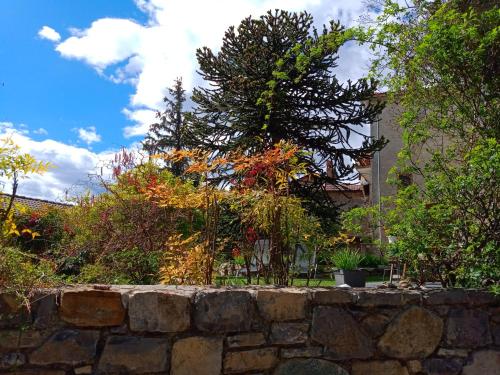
[146, 141, 310, 286]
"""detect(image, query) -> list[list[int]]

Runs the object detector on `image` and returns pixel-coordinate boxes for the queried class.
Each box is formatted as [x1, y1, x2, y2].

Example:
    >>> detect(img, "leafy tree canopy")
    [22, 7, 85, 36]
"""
[363, 0, 499, 145]
[349, 0, 499, 287]
[0, 137, 50, 239]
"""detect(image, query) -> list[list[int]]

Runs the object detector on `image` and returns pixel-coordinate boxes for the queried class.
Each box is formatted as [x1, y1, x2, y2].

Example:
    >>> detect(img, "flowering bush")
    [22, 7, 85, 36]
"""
[0, 138, 57, 307]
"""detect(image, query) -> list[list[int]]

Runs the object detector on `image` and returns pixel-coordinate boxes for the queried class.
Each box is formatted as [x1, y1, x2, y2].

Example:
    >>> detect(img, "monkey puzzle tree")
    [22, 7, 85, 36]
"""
[189, 10, 386, 222]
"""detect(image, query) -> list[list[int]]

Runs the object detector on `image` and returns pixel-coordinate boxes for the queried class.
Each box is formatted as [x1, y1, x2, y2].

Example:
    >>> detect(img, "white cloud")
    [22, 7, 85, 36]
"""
[46, 0, 374, 138]
[56, 18, 144, 70]
[38, 26, 61, 42]
[33, 127, 48, 135]
[77, 126, 102, 145]
[122, 108, 156, 138]
[0, 123, 115, 201]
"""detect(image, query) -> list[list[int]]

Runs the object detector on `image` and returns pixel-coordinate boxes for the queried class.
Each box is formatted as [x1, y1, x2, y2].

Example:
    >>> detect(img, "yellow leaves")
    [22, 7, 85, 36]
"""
[145, 177, 226, 210]
[160, 233, 210, 285]
[185, 162, 209, 174]
[21, 229, 40, 240]
[151, 141, 305, 199]
[331, 232, 356, 246]
[155, 149, 197, 162]
[185, 155, 228, 175]
[1, 210, 40, 239]
[148, 183, 202, 209]
[2, 207, 19, 238]
[0, 137, 51, 179]
[275, 170, 291, 191]
[7, 226, 20, 236]
[154, 148, 234, 177]
[0, 137, 50, 242]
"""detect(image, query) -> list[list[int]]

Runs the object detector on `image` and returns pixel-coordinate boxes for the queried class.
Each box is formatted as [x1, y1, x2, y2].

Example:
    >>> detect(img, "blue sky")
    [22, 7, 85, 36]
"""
[0, 0, 374, 200]
[0, 0, 147, 150]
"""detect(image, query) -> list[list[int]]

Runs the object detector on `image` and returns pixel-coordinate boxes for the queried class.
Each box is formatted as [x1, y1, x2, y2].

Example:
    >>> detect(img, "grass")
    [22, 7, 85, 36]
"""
[214, 275, 385, 287]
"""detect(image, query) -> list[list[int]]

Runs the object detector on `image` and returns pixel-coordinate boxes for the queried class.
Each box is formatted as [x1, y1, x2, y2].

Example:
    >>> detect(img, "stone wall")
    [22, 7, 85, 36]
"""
[1, 286, 499, 374]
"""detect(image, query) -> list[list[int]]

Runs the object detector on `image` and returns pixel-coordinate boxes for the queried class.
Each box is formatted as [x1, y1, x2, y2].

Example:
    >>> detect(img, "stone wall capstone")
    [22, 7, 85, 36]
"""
[0, 286, 498, 374]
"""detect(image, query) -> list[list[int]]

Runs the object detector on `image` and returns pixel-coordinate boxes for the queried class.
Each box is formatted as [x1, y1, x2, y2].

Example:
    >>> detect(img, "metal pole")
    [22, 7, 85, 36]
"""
[376, 117, 383, 252]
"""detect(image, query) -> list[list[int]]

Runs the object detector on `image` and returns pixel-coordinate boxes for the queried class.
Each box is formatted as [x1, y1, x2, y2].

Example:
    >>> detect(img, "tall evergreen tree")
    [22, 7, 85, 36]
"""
[143, 78, 188, 176]
[189, 10, 385, 220]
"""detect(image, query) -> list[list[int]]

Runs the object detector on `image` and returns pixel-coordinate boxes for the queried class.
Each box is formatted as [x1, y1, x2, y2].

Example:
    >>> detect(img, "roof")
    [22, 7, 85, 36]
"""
[356, 157, 371, 168]
[298, 174, 365, 191]
[0, 193, 72, 211]
[324, 183, 364, 192]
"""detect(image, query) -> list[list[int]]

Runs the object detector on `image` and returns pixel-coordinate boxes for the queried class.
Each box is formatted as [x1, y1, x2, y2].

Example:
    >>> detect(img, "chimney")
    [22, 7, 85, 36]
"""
[326, 160, 335, 179]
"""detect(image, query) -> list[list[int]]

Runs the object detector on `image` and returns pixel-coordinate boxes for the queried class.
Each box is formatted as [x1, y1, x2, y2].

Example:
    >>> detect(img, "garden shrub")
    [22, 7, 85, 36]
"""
[13, 206, 67, 255]
[0, 246, 59, 307]
[146, 142, 329, 286]
[59, 160, 198, 284]
[347, 1, 500, 289]
[359, 253, 388, 268]
[341, 140, 500, 288]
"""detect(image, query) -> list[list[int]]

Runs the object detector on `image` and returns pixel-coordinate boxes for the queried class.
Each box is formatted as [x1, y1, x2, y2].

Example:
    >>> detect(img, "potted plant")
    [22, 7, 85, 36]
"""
[331, 248, 366, 287]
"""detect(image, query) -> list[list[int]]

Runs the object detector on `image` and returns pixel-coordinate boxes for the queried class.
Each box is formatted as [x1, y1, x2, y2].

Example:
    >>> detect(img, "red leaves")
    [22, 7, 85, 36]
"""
[112, 165, 122, 179]
[146, 174, 158, 190]
[28, 212, 40, 227]
[245, 226, 258, 243]
[243, 176, 256, 187]
[232, 247, 241, 258]
[230, 141, 303, 193]
[63, 223, 74, 236]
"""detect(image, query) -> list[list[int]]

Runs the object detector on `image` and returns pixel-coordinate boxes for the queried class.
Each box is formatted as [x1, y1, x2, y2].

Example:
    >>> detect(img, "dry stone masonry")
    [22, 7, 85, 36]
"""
[0, 286, 499, 374]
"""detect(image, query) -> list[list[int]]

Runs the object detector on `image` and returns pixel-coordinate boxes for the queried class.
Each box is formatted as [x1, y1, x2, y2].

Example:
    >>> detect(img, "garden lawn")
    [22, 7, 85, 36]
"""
[215, 275, 385, 287]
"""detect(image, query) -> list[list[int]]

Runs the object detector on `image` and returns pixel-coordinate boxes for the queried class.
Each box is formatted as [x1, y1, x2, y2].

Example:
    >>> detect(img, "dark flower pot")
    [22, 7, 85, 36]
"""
[334, 269, 366, 287]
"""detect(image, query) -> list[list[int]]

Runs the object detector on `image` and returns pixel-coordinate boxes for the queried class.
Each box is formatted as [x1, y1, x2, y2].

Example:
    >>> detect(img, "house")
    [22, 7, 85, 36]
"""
[299, 160, 368, 211]
[325, 182, 366, 209]
[0, 193, 72, 211]
[356, 94, 449, 242]
[362, 94, 406, 208]
[350, 95, 408, 243]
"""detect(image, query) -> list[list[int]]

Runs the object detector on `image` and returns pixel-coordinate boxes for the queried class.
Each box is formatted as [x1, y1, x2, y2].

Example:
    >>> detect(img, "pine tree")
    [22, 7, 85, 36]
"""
[188, 10, 386, 221]
[143, 78, 188, 176]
